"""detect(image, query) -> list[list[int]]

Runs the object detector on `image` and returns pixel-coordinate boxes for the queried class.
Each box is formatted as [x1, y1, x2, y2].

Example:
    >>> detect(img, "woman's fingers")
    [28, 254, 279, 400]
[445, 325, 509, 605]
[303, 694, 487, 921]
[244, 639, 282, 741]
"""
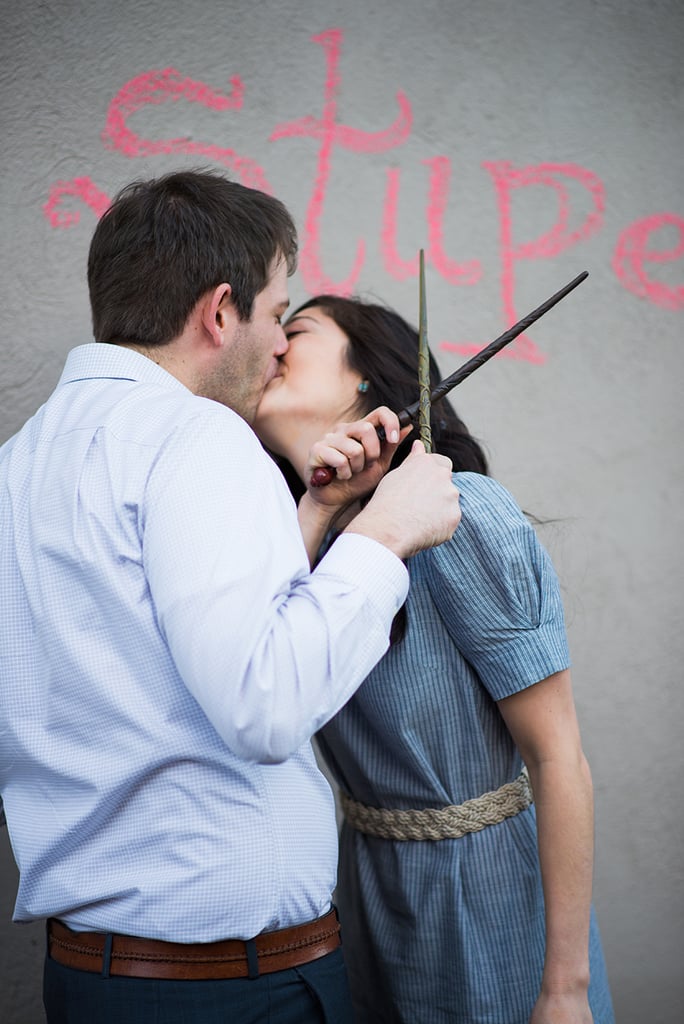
[307, 408, 411, 490]
[362, 406, 401, 446]
[309, 435, 367, 481]
[309, 420, 377, 478]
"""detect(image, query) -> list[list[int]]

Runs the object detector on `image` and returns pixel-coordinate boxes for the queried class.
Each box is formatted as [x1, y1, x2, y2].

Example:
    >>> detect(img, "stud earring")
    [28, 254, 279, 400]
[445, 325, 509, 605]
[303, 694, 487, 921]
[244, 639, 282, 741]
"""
[357, 380, 369, 393]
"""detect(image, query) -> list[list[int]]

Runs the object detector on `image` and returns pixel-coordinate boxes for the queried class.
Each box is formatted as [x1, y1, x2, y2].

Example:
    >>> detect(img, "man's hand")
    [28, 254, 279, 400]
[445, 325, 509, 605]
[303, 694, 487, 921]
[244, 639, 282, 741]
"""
[344, 439, 461, 559]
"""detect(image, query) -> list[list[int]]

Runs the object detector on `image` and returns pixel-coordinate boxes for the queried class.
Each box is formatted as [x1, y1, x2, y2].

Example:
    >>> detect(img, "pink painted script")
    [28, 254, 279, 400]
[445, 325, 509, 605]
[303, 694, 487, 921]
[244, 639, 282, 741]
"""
[43, 29, 681, 364]
[270, 28, 412, 295]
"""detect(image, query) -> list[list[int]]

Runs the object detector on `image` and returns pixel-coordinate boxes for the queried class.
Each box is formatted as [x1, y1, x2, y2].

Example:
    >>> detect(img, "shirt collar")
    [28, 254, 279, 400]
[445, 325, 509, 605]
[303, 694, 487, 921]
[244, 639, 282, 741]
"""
[58, 343, 190, 393]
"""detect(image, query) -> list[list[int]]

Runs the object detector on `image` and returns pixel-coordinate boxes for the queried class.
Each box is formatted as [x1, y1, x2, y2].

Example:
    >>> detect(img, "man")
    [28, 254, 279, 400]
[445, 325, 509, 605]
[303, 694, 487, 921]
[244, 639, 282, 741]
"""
[0, 170, 460, 1023]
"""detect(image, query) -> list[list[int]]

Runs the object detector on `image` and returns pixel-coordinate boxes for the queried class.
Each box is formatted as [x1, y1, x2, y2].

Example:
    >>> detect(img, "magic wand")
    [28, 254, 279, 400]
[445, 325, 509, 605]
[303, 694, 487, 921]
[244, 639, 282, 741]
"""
[309, 269, 589, 487]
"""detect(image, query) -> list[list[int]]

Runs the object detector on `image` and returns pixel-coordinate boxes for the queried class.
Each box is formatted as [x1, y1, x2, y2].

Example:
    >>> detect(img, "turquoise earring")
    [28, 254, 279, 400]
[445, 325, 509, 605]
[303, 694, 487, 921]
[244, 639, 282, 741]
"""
[357, 380, 369, 393]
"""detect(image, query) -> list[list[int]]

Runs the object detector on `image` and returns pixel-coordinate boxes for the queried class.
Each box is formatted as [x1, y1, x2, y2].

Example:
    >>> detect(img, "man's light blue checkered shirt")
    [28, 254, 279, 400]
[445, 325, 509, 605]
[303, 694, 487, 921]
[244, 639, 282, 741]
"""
[0, 343, 408, 942]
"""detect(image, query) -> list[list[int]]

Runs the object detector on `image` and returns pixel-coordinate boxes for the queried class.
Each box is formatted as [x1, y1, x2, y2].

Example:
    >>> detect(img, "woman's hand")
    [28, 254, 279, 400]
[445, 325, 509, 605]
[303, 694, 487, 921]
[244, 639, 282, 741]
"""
[305, 406, 411, 511]
[296, 407, 413, 566]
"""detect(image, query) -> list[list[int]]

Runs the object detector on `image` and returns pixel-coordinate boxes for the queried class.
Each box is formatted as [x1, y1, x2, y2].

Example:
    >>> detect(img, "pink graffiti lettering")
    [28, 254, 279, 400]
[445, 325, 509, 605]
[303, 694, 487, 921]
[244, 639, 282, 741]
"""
[270, 28, 412, 295]
[43, 177, 111, 229]
[382, 156, 481, 286]
[42, 28, 681, 366]
[103, 68, 271, 192]
[613, 213, 684, 310]
[472, 161, 605, 363]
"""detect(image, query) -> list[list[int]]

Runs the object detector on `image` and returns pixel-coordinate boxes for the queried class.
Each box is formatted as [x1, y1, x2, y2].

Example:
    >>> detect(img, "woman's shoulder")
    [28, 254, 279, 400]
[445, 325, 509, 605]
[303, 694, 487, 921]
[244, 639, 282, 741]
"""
[450, 471, 531, 534]
[412, 471, 543, 583]
[452, 470, 520, 507]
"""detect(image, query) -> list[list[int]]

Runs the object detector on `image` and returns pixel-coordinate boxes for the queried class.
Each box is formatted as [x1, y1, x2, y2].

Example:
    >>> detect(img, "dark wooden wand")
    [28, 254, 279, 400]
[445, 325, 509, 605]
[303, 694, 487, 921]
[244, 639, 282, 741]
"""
[310, 269, 589, 487]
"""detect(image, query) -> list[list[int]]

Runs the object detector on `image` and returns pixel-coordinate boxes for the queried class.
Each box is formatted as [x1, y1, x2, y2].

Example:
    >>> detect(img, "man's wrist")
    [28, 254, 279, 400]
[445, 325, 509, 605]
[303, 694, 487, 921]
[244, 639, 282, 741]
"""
[343, 510, 406, 560]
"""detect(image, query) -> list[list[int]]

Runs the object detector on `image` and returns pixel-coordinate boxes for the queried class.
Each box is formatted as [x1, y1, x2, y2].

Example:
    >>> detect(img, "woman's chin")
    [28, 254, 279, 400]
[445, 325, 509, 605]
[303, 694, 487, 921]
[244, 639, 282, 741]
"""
[255, 384, 281, 423]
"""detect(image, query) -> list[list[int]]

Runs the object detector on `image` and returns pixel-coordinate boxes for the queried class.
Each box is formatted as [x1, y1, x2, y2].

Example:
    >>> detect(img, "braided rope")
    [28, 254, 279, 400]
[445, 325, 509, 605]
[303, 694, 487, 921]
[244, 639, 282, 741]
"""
[339, 769, 532, 841]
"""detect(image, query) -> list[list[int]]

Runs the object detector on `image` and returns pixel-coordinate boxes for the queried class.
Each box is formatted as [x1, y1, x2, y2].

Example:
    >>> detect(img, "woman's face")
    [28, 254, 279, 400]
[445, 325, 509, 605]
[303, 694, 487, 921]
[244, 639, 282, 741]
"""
[254, 306, 365, 456]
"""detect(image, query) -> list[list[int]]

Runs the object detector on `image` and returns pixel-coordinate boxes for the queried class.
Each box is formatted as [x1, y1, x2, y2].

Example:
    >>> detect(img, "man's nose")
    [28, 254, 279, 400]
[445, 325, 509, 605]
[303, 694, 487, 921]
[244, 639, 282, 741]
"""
[274, 324, 289, 357]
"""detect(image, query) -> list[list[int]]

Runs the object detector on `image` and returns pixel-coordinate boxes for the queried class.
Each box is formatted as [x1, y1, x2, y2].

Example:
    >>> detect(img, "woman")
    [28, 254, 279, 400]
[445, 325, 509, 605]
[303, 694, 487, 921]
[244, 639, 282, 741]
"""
[255, 295, 614, 1024]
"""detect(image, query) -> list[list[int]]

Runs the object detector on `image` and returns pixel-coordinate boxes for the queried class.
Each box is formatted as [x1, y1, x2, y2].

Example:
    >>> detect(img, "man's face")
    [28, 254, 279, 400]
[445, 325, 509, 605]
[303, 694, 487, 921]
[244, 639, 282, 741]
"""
[209, 259, 290, 424]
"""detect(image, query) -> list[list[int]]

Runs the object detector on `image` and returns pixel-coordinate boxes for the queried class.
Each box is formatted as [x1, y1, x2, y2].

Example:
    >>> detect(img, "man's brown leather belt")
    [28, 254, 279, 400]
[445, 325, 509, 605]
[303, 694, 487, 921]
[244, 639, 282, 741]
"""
[47, 908, 341, 980]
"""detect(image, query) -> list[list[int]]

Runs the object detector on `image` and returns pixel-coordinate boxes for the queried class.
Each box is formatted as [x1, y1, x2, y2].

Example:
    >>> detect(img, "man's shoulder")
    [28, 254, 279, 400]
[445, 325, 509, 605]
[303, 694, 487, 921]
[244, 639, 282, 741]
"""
[109, 383, 252, 446]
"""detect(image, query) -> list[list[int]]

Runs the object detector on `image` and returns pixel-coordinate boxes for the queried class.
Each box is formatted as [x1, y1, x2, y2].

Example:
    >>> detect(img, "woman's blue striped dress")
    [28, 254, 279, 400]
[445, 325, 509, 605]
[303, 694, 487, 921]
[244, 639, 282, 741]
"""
[317, 472, 614, 1024]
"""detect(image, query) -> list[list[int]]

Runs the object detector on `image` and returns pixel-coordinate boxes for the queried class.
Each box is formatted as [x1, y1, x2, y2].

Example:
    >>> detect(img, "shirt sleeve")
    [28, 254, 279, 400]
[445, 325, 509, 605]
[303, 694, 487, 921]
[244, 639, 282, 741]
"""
[141, 404, 409, 763]
[424, 472, 570, 701]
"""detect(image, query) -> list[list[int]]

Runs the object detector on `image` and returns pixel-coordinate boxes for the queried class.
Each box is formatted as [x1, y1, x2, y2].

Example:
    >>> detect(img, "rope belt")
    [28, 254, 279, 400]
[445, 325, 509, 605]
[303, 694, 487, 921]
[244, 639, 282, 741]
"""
[339, 768, 532, 841]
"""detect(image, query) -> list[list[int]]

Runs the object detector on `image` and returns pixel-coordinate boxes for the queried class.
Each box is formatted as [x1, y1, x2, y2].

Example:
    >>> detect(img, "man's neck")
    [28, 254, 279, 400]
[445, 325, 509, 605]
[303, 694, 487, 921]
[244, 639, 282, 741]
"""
[118, 338, 199, 394]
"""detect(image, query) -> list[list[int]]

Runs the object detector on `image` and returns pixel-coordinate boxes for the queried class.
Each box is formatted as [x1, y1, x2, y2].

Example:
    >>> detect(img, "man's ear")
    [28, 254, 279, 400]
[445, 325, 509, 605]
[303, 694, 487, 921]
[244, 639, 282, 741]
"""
[202, 283, 235, 347]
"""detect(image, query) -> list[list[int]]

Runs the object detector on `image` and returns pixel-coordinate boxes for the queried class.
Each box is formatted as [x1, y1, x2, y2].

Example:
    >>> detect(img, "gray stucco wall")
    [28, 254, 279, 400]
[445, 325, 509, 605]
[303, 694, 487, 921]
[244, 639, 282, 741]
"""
[1, 1, 682, 1021]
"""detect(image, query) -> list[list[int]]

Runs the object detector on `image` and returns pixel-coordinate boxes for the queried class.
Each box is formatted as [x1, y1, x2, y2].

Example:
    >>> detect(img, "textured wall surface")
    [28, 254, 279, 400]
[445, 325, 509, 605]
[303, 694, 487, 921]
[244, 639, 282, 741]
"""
[1, 1, 682, 1021]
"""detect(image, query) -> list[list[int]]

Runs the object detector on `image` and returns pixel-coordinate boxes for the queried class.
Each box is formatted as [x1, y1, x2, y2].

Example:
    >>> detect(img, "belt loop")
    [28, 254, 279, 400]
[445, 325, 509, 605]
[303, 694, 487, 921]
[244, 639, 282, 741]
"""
[245, 938, 259, 980]
[101, 933, 114, 979]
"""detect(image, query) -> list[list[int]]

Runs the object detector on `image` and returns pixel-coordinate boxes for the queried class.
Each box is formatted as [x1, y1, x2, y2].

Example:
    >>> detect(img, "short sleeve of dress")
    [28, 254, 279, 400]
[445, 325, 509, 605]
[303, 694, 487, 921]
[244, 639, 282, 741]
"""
[424, 472, 570, 701]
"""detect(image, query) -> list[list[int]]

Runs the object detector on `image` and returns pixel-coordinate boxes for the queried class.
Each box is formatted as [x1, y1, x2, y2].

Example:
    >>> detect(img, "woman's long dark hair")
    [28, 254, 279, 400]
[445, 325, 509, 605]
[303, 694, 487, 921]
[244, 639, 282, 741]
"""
[277, 295, 490, 643]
